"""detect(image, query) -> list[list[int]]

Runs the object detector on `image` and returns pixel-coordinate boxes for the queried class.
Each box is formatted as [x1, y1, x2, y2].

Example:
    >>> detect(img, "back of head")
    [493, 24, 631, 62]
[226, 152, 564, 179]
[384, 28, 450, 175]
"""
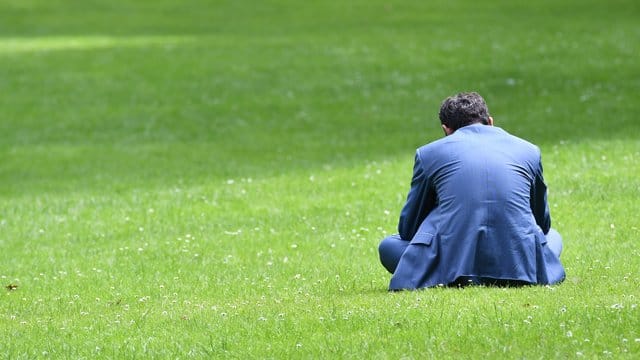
[439, 92, 491, 131]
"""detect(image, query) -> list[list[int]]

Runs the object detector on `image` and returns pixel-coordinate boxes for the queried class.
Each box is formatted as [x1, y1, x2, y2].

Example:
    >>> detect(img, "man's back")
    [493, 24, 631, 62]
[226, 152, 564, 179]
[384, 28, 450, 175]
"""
[378, 92, 564, 290]
[420, 124, 543, 235]
[389, 124, 564, 289]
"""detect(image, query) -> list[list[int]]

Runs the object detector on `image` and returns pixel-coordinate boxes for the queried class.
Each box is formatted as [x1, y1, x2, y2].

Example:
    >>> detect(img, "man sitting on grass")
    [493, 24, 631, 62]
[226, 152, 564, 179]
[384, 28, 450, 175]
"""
[379, 92, 565, 290]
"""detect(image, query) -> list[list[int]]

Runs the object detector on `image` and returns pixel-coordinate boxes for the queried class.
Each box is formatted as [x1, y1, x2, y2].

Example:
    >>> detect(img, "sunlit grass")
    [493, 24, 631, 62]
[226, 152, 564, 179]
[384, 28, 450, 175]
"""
[0, 35, 195, 54]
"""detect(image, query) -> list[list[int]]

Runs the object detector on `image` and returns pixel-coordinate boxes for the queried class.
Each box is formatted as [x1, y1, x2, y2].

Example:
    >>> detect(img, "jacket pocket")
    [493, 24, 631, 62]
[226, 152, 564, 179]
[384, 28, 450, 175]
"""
[390, 230, 439, 290]
[410, 231, 435, 246]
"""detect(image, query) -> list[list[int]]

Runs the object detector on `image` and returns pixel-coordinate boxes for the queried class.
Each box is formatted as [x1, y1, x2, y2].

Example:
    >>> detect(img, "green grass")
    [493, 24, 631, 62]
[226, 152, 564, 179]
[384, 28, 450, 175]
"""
[1, 0, 639, 358]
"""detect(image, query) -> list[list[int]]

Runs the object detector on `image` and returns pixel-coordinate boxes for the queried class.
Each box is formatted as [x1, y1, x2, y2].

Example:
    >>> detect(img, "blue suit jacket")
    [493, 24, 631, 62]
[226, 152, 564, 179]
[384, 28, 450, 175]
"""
[389, 124, 565, 290]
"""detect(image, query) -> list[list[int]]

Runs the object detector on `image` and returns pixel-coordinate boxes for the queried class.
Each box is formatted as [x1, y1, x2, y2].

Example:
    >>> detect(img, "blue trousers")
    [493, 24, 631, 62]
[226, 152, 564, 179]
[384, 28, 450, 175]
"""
[379, 228, 563, 274]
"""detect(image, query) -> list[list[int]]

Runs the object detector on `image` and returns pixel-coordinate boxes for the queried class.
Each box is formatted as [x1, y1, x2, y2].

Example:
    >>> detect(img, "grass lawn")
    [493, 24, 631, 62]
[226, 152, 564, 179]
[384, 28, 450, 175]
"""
[1, 0, 639, 358]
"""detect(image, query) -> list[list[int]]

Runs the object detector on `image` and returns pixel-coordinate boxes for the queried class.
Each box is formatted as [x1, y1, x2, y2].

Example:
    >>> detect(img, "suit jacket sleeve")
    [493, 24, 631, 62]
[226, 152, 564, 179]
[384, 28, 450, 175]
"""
[398, 151, 436, 240]
[531, 154, 551, 234]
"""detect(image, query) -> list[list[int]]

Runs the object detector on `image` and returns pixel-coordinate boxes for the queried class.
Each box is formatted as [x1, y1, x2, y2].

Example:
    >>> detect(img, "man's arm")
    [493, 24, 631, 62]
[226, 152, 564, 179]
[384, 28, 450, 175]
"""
[398, 151, 436, 240]
[531, 155, 551, 234]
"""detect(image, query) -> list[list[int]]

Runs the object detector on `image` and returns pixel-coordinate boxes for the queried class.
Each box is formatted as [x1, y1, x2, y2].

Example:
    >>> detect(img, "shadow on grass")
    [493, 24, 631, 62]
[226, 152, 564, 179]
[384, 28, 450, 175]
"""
[1, 41, 638, 196]
[1, 0, 638, 196]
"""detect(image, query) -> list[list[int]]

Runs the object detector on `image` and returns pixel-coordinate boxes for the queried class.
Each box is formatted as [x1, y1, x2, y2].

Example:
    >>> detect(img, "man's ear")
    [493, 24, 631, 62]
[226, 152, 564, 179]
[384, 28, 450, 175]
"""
[487, 116, 494, 126]
[442, 124, 454, 136]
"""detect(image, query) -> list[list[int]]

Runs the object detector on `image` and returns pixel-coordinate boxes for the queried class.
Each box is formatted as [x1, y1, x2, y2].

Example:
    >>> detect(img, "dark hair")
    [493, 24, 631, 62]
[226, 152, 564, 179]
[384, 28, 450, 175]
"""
[438, 92, 491, 131]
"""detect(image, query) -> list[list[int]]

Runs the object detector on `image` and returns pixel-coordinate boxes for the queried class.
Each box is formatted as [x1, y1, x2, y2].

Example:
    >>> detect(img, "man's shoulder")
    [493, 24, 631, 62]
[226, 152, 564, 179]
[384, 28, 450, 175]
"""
[475, 125, 541, 153]
[500, 128, 541, 153]
[416, 136, 451, 156]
